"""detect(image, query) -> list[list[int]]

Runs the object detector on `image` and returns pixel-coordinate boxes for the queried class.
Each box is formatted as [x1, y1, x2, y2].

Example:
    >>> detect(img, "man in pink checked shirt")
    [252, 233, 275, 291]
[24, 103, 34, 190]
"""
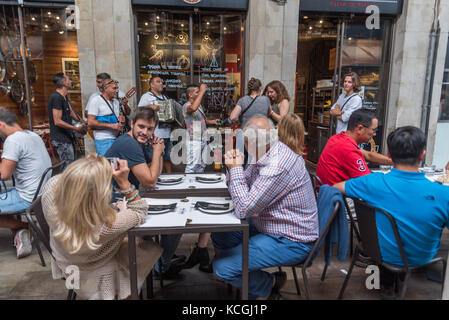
[211, 115, 319, 300]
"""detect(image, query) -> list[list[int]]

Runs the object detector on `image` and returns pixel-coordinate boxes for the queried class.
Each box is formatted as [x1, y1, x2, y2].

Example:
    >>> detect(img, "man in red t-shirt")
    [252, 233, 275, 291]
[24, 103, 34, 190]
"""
[316, 110, 392, 186]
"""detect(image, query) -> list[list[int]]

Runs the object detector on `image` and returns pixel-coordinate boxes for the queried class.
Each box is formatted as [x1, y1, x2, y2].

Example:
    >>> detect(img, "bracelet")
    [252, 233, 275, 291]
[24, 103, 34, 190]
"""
[126, 190, 139, 202]
[117, 184, 136, 195]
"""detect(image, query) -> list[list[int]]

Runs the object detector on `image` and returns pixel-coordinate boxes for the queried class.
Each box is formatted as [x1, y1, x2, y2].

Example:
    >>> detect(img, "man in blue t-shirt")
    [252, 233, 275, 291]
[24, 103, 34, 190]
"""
[334, 126, 449, 287]
[104, 107, 185, 280]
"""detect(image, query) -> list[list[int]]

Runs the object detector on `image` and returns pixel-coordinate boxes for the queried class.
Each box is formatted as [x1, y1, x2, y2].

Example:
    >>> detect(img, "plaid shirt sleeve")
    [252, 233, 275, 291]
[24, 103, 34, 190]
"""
[228, 165, 292, 219]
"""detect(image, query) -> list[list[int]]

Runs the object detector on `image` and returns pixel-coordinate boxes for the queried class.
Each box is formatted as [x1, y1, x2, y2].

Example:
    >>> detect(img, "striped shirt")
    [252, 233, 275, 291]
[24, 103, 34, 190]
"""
[227, 141, 319, 243]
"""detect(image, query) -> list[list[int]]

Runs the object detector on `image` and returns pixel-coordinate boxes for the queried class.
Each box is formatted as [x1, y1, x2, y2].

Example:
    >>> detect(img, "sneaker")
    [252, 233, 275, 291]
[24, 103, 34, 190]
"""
[171, 254, 186, 265]
[153, 263, 184, 280]
[14, 229, 32, 259]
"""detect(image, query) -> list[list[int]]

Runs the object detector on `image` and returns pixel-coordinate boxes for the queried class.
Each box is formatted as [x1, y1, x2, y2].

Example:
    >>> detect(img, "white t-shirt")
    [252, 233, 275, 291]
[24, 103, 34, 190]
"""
[86, 95, 121, 140]
[86, 90, 125, 114]
[331, 93, 363, 134]
[138, 92, 171, 139]
[2, 131, 52, 202]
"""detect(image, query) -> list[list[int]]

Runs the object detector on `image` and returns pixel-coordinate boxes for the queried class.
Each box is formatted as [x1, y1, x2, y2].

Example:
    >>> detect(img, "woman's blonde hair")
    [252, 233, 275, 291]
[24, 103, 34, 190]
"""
[278, 113, 305, 155]
[52, 153, 116, 254]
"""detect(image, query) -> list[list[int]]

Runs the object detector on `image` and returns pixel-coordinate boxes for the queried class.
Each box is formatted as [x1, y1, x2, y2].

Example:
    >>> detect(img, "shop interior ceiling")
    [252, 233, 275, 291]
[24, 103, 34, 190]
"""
[299, 16, 338, 40]
[138, 14, 241, 36]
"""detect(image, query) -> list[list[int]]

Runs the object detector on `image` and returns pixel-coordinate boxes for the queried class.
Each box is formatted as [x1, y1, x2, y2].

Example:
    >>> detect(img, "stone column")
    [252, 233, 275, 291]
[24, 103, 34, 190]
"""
[385, 0, 449, 163]
[76, 0, 137, 154]
[244, 0, 300, 112]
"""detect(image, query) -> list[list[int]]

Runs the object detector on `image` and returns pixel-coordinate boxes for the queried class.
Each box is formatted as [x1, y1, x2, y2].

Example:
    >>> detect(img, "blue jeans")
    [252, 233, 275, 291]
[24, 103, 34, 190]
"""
[95, 139, 116, 157]
[0, 188, 32, 214]
[212, 221, 313, 299]
[154, 234, 183, 273]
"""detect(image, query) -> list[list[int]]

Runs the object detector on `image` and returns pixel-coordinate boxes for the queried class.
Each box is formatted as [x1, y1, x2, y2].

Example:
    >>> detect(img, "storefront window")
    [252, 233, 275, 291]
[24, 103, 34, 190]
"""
[137, 12, 191, 103]
[192, 14, 243, 116]
[136, 10, 244, 116]
[439, 39, 449, 121]
[0, 5, 79, 128]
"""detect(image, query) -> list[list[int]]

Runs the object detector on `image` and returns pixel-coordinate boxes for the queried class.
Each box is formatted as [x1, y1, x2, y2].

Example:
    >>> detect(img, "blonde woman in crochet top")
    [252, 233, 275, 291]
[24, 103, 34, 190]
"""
[42, 153, 162, 300]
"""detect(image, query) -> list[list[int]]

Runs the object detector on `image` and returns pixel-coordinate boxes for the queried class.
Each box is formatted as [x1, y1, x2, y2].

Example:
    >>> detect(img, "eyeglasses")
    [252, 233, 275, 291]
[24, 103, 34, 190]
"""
[363, 126, 378, 133]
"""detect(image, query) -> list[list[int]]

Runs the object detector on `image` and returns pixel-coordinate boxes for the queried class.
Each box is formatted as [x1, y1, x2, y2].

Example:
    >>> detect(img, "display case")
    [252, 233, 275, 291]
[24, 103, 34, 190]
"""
[307, 86, 332, 163]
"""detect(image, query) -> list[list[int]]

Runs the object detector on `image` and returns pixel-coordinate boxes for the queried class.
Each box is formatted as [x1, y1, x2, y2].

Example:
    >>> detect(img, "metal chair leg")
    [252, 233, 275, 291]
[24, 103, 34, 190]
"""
[441, 259, 447, 299]
[146, 271, 154, 299]
[349, 221, 354, 257]
[321, 263, 329, 281]
[302, 267, 311, 299]
[291, 267, 301, 296]
[33, 231, 46, 267]
[338, 247, 359, 300]
[399, 272, 411, 300]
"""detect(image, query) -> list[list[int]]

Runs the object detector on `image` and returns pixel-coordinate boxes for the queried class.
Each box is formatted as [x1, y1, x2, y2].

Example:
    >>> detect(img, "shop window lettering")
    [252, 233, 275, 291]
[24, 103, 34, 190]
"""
[330, 1, 377, 8]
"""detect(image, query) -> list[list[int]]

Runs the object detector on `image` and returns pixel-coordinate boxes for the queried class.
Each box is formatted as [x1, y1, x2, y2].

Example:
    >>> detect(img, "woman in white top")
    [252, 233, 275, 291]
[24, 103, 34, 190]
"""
[330, 72, 363, 134]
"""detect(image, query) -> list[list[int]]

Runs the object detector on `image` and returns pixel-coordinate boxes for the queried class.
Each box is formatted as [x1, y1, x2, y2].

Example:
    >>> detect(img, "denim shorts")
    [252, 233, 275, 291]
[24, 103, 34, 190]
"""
[0, 188, 32, 214]
[94, 139, 116, 157]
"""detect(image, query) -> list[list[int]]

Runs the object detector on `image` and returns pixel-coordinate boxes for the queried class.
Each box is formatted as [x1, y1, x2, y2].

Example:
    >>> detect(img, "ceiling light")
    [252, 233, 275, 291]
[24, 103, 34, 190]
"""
[181, 23, 184, 27]
[304, 16, 309, 19]
[56, 16, 60, 20]
[145, 22, 148, 26]
[47, 11, 51, 15]
[59, 30, 65, 34]
[348, 37, 352, 40]
[31, 17, 35, 21]
[156, 16, 160, 20]
[309, 26, 312, 30]
[320, 20, 323, 23]
[224, 27, 227, 31]
[207, 22, 210, 25]
[45, 24, 48, 28]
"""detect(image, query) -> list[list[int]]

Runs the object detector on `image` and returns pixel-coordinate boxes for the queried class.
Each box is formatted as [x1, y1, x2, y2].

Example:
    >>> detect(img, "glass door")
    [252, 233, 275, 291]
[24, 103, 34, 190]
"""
[332, 16, 393, 154]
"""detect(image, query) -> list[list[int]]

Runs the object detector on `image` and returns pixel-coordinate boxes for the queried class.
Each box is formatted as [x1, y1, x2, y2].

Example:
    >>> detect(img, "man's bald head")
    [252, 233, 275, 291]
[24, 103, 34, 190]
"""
[243, 115, 277, 161]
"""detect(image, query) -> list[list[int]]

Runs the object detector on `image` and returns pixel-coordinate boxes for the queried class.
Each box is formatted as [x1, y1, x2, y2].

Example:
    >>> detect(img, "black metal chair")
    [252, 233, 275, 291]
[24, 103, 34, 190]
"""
[343, 196, 361, 257]
[338, 198, 446, 300]
[25, 196, 76, 300]
[308, 172, 322, 200]
[279, 200, 341, 299]
[4, 161, 66, 266]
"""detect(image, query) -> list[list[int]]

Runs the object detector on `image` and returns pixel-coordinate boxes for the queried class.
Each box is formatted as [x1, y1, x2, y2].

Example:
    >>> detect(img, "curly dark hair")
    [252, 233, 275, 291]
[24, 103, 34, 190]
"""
[263, 80, 290, 104]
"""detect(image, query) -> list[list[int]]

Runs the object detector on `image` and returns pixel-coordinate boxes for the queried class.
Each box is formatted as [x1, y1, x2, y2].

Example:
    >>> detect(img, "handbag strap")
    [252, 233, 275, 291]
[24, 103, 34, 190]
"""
[340, 93, 361, 112]
[99, 95, 119, 122]
[239, 96, 258, 122]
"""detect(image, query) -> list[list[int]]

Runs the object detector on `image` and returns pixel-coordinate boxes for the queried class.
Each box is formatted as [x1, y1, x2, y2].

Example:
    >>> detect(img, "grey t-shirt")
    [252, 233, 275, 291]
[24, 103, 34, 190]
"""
[2, 131, 52, 202]
[237, 95, 271, 127]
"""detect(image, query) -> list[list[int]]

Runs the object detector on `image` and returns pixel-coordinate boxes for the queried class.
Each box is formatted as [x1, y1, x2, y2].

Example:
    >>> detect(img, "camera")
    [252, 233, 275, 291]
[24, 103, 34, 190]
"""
[106, 157, 119, 170]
